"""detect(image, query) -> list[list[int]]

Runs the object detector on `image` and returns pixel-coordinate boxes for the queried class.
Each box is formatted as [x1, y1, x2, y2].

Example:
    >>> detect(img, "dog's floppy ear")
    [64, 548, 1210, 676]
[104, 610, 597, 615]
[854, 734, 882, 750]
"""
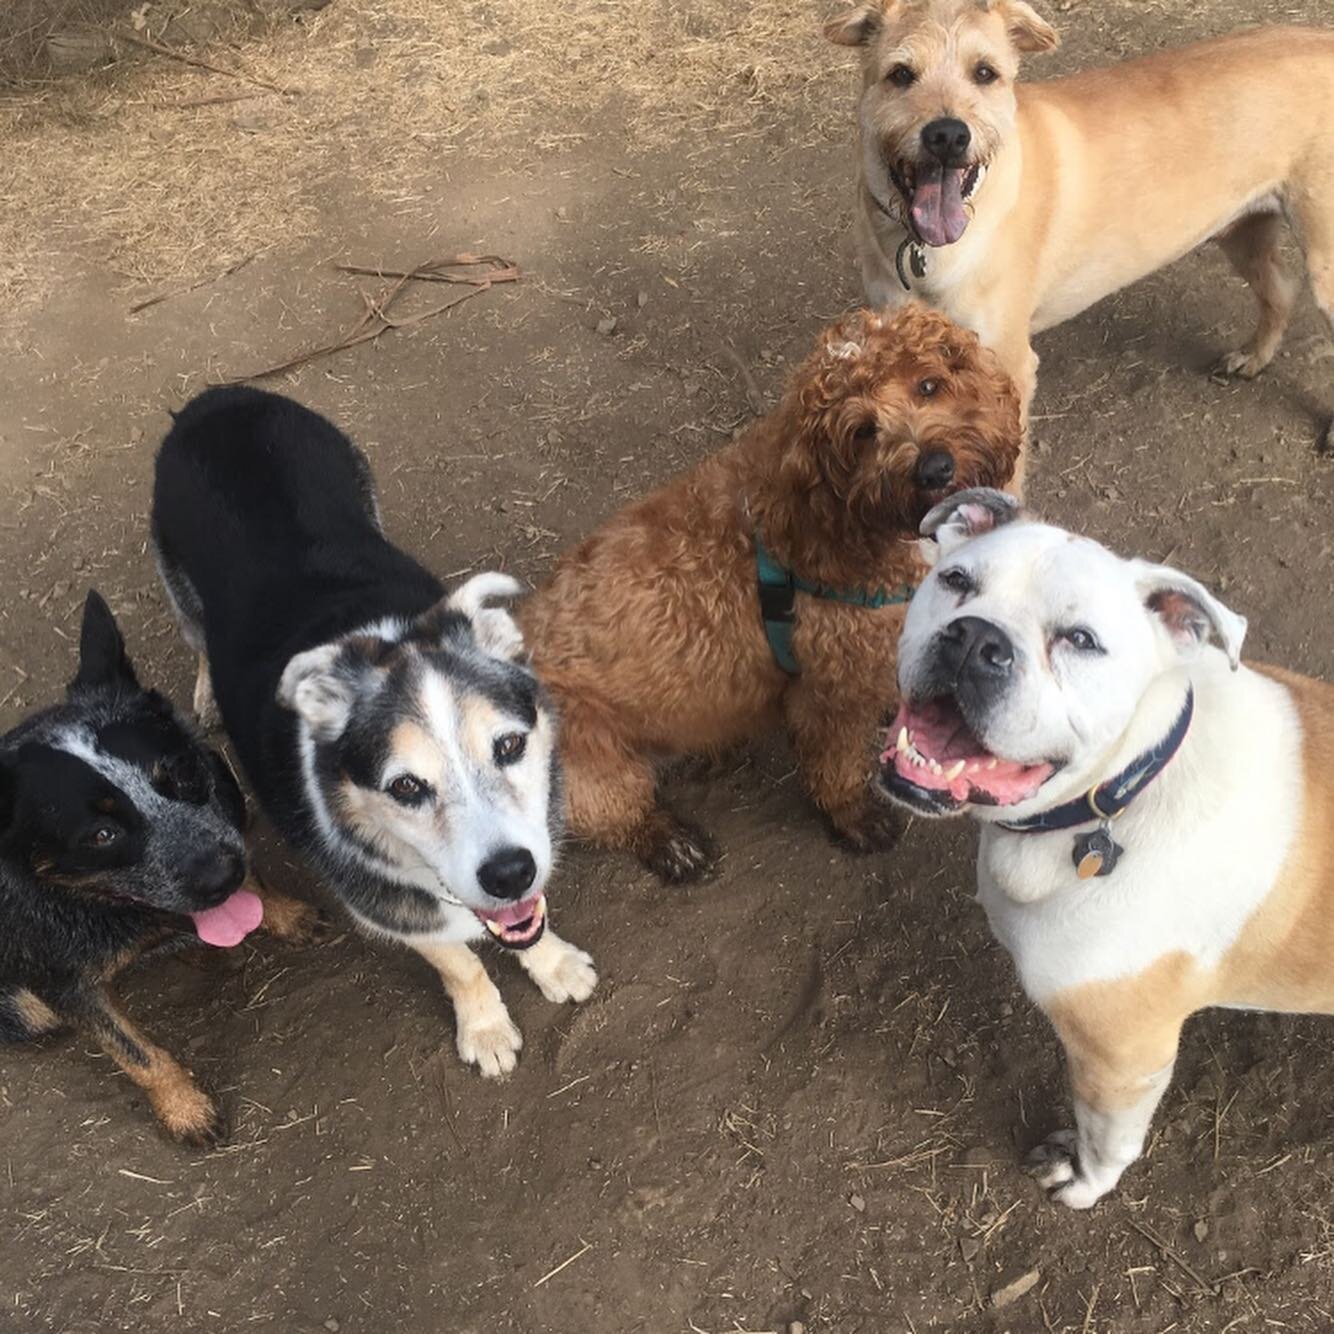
[277, 643, 358, 742]
[918, 488, 1021, 563]
[824, 1, 893, 47]
[69, 590, 140, 696]
[446, 572, 527, 662]
[996, 0, 1059, 54]
[1133, 563, 1247, 670]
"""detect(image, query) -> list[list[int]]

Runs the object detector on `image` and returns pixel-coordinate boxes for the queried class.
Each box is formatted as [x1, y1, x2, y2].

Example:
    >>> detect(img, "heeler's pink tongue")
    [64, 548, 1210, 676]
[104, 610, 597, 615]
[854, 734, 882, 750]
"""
[190, 888, 263, 948]
[911, 162, 969, 247]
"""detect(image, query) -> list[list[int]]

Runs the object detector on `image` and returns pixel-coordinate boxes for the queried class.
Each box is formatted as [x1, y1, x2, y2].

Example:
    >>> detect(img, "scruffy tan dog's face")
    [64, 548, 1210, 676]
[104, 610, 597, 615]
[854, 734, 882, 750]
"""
[827, 0, 1058, 246]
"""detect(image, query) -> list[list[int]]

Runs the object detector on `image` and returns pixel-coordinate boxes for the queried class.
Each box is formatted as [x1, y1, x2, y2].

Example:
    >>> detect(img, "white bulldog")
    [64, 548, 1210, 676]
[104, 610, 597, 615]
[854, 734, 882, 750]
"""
[879, 488, 1334, 1208]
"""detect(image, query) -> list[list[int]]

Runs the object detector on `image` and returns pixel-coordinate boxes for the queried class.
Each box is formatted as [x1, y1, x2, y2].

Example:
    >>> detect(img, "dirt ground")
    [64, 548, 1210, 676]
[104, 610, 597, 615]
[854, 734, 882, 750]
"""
[3, 0, 1334, 1330]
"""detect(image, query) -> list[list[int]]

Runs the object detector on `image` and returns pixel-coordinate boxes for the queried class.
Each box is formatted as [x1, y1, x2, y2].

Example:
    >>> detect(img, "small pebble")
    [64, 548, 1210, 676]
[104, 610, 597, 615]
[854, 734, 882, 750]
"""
[1194, 1219, 1209, 1242]
[324, 1321, 340, 1333]
[991, 1267, 1041, 1309]
[849, 1193, 866, 1213]
[788, 1323, 805, 1334]
[636, 289, 649, 308]
[596, 316, 618, 336]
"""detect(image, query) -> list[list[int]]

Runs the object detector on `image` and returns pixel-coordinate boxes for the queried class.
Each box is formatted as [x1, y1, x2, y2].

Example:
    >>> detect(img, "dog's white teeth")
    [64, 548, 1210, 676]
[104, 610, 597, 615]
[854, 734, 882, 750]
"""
[943, 760, 966, 782]
[485, 919, 504, 937]
[985, 759, 998, 771]
[929, 759, 942, 775]
[897, 727, 910, 755]
[535, 895, 547, 919]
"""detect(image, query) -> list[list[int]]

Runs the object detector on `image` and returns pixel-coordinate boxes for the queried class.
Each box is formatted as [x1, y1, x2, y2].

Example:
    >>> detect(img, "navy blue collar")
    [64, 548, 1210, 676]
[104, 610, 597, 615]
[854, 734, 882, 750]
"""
[998, 688, 1194, 835]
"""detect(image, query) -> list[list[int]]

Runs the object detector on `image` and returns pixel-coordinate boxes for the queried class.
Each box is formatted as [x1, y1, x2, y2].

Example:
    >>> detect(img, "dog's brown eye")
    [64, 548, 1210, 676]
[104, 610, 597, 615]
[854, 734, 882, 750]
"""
[917, 378, 940, 397]
[387, 774, 426, 803]
[974, 63, 999, 85]
[852, 420, 879, 443]
[887, 64, 916, 88]
[494, 732, 527, 766]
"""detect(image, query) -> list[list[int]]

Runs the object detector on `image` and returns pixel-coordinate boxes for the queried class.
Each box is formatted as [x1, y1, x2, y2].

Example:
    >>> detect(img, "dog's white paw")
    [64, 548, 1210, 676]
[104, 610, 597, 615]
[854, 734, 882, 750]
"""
[455, 1004, 523, 1078]
[1024, 1130, 1115, 1209]
[527, 941, 599, 1005]
[1023, 1129, 1078, 1189]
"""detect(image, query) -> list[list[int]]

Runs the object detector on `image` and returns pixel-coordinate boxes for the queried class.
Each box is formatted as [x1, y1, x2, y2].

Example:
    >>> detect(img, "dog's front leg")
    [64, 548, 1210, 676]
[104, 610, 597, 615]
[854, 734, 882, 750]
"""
[1026, 1018, 1181, 1210]
[247, 870, 331, 946]
[412, 940, 522, 1077]
[783, 677, 901, 853]
[517, 928, 598, 1005]
[68, 986, 222, 1145]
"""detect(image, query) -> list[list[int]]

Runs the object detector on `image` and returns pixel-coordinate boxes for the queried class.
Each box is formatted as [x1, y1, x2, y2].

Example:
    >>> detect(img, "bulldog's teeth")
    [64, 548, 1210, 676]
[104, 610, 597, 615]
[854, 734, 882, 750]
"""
[986, 758, 998, 771]
[484, 919, 504, 937]
[897, 727, 910, 754]
[929, 759, 942, 775]
[943, 760, 966, 781]
[535, 895, 547, 918]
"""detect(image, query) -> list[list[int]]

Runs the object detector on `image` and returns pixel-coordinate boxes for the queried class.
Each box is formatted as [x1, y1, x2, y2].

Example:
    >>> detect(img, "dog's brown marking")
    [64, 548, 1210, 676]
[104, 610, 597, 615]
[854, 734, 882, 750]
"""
[1215, 665, 1334, 1014]
[13, 989, 60, 1036]
[82, 992, 221, 1145]
[520, 306, 1020, 875]
[1045, 952, 1196, 1113]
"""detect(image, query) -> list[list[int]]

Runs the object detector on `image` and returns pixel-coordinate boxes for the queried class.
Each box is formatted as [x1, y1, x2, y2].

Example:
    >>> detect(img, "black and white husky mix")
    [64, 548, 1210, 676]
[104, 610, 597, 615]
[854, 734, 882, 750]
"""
[151, 387, 596, 1076]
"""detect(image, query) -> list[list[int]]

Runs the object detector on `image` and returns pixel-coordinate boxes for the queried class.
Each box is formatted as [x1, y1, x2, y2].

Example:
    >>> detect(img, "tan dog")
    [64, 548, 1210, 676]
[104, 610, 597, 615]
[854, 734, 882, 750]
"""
[826, 1, 1334, 448]
[519, 306, 1020, 882]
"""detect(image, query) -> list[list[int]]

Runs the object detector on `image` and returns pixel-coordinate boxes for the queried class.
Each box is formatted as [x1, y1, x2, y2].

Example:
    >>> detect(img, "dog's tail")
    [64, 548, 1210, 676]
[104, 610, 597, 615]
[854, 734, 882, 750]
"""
[448, 571, 524, 617]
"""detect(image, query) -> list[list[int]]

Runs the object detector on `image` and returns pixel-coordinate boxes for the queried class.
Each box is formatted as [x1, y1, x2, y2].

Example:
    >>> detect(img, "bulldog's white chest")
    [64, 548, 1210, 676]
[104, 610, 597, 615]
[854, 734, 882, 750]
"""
[975, 668, 1303, 1006]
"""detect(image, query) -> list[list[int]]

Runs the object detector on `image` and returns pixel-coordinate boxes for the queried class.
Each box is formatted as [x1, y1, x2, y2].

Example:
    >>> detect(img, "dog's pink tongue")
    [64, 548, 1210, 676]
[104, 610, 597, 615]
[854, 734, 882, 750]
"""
[911, 163, 969, 247]
[190, 889, 263, 948]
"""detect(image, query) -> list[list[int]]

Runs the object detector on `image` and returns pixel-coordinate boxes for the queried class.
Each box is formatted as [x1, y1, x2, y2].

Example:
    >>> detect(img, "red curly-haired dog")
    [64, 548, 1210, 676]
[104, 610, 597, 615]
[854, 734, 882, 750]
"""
[519, 306, 1021, 881]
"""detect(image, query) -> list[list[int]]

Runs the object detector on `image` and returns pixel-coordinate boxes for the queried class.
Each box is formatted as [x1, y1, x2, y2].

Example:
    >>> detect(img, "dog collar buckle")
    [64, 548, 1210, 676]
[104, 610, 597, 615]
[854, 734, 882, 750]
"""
[895, 237, 928, 291]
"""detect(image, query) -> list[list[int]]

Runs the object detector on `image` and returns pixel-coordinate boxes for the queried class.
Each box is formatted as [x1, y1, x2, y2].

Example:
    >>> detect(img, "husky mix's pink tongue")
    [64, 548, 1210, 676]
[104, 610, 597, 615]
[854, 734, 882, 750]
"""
[910, 162, 969, 248]
[190, 889, 264, 948]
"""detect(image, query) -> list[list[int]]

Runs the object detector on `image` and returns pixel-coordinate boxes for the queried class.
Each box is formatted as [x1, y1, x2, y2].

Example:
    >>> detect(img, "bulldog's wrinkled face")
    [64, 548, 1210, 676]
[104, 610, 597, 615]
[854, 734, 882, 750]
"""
[878, 490, 1247, 821]
[826, 0, 1059, 247]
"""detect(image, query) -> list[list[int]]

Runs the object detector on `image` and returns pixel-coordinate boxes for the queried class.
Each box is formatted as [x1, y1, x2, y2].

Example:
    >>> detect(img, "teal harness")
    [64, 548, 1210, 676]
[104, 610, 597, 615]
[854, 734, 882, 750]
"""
[754, 532, 915, 675]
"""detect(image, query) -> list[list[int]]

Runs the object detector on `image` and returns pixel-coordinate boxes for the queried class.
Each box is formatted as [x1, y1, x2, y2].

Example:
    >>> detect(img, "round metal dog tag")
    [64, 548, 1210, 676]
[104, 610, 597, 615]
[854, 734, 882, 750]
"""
[1073, 827, 1122, 879]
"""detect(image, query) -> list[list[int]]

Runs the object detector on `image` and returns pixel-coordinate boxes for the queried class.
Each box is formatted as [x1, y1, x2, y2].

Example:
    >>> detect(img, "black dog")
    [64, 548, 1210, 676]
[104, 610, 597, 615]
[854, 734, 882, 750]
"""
[0, 592, 321, 1143]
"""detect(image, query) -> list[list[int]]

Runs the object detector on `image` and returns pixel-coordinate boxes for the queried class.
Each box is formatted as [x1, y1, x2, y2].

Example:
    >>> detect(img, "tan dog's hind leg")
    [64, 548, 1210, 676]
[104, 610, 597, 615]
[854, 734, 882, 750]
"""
[1213, 213, 1299, 380]
[413, 941, 522, 1078]
[518, 929, 598, 1004]
[1288, 168, 1334, 448]
[560, 697, 714, 883]
[784, 679, 902, 853]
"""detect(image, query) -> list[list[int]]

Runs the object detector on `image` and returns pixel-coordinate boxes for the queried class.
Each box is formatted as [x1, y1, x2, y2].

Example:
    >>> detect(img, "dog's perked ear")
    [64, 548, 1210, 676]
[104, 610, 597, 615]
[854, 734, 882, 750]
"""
[991, 0, 1059, 55]
[1132, 563, 1247, 670]
[446, 572, 527, 662]
[277, 643, 361, 742]
[918, 488, 1022, 563]
[823, 1, 894, 47]
[68, 590, 140, 696]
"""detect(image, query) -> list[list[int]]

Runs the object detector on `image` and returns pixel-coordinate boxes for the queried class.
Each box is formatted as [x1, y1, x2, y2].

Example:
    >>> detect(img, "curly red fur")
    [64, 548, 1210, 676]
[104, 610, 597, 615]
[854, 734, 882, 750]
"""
[519, 305, 1021, 881]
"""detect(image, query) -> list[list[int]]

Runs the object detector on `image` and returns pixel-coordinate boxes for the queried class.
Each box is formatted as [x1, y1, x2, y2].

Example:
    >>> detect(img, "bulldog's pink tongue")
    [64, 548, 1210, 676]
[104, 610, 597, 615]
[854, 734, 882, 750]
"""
[911, 162, 969, 247]
[190, 888, 263, 948]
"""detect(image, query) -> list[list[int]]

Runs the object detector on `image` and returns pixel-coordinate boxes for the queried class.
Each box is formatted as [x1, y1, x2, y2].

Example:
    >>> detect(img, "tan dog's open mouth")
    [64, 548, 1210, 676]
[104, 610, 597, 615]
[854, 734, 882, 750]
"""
[888, 161, 987, 247]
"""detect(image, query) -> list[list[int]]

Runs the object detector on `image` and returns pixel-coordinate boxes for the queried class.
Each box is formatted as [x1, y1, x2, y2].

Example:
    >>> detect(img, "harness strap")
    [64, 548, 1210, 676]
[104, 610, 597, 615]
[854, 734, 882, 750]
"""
[754, 533, 915, 676]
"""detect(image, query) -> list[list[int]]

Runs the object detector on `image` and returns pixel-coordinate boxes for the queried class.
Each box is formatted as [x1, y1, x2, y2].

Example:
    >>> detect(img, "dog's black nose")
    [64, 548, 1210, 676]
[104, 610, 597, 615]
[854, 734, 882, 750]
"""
[915, 450, 955, 490]
[938, 616, 1014, 679]
[477, 847, 537, 900]
[921, 117, 971, 166]
[188, 848, 246, 902]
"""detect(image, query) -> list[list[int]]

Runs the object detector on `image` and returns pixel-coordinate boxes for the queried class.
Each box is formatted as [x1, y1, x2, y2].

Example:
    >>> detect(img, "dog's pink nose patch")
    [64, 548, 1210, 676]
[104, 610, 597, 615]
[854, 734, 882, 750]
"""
[190, 888, 264, 947]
